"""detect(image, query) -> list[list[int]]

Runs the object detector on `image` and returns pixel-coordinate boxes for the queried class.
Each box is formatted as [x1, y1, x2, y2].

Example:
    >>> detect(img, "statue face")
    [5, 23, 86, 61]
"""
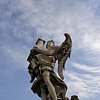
[48, 42, 54, 46]
[46, 41, 55, 49]
[37, 41, 44, 46]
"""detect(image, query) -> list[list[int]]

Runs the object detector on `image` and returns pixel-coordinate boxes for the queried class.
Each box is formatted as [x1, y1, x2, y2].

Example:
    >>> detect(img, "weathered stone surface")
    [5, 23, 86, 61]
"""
[27, 33, 79, 100]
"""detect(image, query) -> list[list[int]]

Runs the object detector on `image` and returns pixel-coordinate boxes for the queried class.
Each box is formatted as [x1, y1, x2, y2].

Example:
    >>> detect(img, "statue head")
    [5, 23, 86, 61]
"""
[36, 38, 46, 46]
[46, 40, 55, 49]
[70, 95, 79, 100]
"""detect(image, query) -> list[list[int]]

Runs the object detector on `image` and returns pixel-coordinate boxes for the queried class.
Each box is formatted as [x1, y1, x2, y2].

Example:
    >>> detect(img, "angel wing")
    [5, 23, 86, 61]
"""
[57, 33, 72, 80]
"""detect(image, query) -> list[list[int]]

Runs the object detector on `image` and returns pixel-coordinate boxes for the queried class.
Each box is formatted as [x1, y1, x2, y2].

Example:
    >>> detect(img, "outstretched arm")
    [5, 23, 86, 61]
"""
[31, 47, 55, 56]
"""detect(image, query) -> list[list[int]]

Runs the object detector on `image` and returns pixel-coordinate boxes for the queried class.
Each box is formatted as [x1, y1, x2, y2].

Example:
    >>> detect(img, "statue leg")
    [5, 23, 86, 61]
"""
[47, 94, 52, 100]
[40, 85, 47, 100]
[43, 70, 57, 100]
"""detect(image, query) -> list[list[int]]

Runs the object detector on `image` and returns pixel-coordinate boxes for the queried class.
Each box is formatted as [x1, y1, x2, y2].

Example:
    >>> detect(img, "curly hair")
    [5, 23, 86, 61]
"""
[46, 40, 55, 49]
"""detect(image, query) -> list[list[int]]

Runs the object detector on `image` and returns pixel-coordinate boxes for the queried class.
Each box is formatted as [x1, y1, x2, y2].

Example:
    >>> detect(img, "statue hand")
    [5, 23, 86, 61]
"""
[30, 47, 37, 52]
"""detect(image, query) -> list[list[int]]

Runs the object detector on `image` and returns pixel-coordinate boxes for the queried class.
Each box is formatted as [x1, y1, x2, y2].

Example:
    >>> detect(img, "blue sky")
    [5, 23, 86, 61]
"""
[0, 0, 100, 100]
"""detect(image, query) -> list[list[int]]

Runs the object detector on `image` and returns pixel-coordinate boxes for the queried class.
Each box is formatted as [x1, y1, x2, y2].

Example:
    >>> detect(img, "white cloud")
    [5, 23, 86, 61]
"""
[0, 45, 28, 70]
[2, 0, 100, 46]
[11, 0, 100, 50]
[64, 70, 100, 99]
[72, 62, 100, 74]
[83, 33, 100, 51]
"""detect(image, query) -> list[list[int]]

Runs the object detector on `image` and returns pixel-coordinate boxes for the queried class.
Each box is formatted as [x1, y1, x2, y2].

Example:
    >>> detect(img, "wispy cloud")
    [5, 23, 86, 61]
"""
[72, 62, 100, 74]
[0, 44, 28, 69]
[64, 69, 100, 99]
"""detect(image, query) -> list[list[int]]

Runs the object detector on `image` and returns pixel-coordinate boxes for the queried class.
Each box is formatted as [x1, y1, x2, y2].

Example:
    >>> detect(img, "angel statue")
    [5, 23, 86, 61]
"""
[27, 33, 72, 100]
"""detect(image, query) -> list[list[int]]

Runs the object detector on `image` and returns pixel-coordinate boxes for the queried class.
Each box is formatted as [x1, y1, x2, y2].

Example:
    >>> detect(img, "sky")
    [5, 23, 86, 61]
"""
[0, 0, 100, 100]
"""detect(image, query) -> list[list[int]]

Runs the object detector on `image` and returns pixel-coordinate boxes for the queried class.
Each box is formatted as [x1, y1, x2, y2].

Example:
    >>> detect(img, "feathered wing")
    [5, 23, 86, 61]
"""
[57, 33, 72, 80]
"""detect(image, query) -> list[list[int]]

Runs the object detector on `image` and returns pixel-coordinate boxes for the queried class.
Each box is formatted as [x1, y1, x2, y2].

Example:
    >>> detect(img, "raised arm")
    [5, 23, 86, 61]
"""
[31, 47, 55, 56]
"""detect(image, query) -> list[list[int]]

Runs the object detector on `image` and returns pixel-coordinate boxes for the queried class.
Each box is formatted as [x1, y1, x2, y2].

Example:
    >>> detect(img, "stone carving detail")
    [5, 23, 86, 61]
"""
[27, 33, 79, 100]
